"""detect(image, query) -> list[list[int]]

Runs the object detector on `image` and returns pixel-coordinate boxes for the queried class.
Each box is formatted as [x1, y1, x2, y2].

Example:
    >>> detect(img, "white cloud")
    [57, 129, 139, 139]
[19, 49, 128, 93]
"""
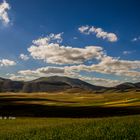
[17, 66, 76, 78]
[9, 66, 71, 81]
[8, 54, 140, 86]
[10, 31, 140, 86]
[8, 66, 122, 87]
[78, 25, 89, 34]
[19, 54, 29, 61]
[18, 67, 65, 76]
[8, 74, 36, 81]
[8, 65, 124, 87]
[0, 59, 16, 67]
[28, 34, 104, 65]
[18, 31, 140, 86]
[66, 56, 140, 78]
[78, 76, 122, 87]
[36, 67, 65, 74]
[33, 33, 63, 46]
[26, 32, 140, 82]
[78, 25, 118, 42]
[0, 0, 10, 25]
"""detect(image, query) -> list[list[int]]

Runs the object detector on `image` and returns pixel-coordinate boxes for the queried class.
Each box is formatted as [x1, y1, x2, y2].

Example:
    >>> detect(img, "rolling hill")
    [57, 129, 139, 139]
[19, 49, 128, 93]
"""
[0, 76, 139, 93]
[22, 76, 109, 92]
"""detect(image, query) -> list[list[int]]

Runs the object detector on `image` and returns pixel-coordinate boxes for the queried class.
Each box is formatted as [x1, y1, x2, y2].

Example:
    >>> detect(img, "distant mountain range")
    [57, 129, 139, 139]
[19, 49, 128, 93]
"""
[0, 76, 140, 93]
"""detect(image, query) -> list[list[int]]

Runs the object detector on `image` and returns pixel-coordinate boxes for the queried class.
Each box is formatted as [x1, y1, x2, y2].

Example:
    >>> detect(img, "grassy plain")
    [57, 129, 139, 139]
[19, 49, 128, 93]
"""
[0, 91, 140, 139]
[0, 116, 140, 139]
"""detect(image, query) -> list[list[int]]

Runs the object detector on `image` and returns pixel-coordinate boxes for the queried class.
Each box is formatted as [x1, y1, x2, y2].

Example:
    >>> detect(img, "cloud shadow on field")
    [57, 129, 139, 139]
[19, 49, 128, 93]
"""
[0, 96, 140, 118]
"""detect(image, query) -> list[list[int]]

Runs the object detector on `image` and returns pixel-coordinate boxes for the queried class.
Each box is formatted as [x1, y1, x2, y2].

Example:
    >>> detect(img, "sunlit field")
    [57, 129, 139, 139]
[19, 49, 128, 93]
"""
[0, 92, 140, 139]
[0, 91, 140, 107]
[0, 116, 140, 140]
[0, 0, 139, 139]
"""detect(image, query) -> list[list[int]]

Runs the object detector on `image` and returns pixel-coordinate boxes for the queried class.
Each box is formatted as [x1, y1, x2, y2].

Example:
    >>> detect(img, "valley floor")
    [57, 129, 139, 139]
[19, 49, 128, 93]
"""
[0, 92, 140, 139]
[0, 92, 140, 117]
[0, 116, 140, 140]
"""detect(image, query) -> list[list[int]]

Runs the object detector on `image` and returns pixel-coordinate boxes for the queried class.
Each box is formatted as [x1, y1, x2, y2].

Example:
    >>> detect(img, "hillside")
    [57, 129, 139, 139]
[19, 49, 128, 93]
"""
[0, 76, 105, 93]
[0, 76, 139, 93]
[0, 78, 23, 92]
[22, 76, 105, 92]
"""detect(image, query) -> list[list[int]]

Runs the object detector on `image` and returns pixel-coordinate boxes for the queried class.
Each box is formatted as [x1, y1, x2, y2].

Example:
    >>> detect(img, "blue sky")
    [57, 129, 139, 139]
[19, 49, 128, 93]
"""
[0, 0, 140, 86]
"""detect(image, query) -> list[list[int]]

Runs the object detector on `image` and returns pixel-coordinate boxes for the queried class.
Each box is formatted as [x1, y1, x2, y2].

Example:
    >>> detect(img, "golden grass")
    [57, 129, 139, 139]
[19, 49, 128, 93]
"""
[0, 91, 140, 107]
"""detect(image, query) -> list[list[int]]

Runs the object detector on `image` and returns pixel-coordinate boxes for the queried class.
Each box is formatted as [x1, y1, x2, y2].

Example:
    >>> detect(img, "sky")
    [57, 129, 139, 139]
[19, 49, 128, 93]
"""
[0, 0, 140, 87]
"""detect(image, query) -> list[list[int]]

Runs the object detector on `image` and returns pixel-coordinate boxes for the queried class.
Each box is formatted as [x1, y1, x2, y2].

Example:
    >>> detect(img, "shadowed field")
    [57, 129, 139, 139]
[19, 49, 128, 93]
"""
[1, 92, 140, 139]
[0, 92, 140, 117]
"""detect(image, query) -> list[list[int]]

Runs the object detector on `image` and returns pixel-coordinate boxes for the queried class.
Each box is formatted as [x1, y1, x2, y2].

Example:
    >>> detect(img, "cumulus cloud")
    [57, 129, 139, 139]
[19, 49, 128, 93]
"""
[0, 0, 10, 25]
[9, 66, 70, 81]
[28, 35, 104, 65]
[19, 54, 29, 61]
[0, 59, 16, 67]
[24, 33, 140, 83]
[78, 25, 89, 34]
[33, 33, 63, 46]
[8, 74, 37, 81]
[10, 31, 140, 86]
[19, 67, 65, 76]
[17, 31, 140, 85]
[78, 76, 122, 87]
[17, 66, 76, 78]
[8, 65, 123, 87]
[8, 65, 121, 87]
[78, 25, 118, 42]
[37, 67, 65, 74]
[66, 56, 140, 78]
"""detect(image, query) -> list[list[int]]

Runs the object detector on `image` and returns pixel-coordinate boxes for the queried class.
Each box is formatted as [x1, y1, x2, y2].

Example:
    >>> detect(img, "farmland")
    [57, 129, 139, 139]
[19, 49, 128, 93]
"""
[0, 116, 140, 139]
[0, 92, 140, 139]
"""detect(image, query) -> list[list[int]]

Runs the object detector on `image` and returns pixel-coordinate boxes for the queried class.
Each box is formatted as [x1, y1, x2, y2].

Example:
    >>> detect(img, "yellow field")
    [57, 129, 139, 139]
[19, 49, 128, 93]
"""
[0, 92, 140, 139]
[0, 91, 140, 118]
[0, 91, 140, 107]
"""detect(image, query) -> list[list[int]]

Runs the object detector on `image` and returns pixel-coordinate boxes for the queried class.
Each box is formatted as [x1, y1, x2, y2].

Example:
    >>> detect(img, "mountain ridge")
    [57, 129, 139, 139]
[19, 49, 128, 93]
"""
[0, 76, 139, 93]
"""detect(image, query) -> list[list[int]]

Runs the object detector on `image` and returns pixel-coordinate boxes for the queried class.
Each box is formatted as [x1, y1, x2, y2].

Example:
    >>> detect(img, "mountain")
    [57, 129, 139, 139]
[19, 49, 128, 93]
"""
[135, 82, 140, 88]
[0, 76, 139, 93]
[108, 82, 140, 92]
[22, 76, 105, 92]
[0, 78, 23, 92]
[115, 82, 136, 90]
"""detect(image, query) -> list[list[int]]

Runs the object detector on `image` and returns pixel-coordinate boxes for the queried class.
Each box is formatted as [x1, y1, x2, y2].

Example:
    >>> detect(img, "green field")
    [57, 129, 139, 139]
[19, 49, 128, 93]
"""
[0, 116, 140, 140]
[0, 92, 140, 139]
